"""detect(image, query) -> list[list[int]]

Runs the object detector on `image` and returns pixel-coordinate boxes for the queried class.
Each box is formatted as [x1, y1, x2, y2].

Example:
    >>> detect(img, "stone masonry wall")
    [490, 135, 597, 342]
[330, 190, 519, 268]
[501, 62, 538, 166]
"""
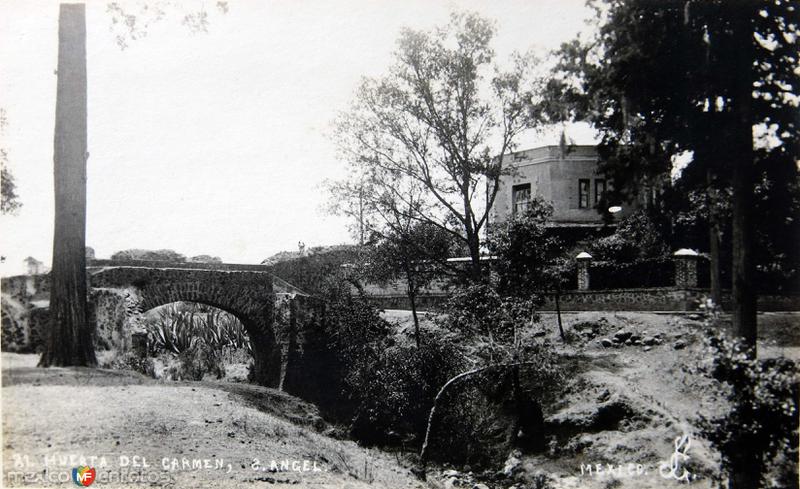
[367, 288, 800, 312]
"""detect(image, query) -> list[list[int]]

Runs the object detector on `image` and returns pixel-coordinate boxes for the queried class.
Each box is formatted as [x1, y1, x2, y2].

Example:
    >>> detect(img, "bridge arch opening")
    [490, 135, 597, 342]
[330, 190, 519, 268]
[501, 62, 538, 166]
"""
[141, 301, 254, 382]
[87, 266, 286, 386]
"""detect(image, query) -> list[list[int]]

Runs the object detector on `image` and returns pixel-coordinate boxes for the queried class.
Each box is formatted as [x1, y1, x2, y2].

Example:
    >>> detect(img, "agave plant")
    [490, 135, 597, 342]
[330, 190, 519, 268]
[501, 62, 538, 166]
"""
[147, 303, 199, 354]
[145, 302, 251, 357]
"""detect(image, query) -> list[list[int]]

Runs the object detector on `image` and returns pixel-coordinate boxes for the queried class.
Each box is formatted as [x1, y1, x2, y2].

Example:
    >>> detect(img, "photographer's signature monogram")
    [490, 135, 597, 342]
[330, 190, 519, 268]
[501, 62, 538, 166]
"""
[659, 433, 695, 482]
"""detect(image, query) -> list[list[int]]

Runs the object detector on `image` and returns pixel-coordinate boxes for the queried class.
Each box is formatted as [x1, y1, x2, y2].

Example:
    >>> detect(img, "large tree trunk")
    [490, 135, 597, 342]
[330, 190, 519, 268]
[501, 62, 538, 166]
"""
[39, 4, 96, 367]
[729, 4, 757, 354]
[727, 6, 759, 489]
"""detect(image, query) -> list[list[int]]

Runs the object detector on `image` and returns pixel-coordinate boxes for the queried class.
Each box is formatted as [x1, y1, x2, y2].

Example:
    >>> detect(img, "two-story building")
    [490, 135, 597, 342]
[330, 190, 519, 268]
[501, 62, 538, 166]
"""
[489, 144, 638, 229]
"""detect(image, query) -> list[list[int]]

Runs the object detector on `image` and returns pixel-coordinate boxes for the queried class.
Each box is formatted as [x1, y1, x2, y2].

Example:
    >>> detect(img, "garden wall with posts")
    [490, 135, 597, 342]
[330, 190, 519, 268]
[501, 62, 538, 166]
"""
[365, 249, 800, 312]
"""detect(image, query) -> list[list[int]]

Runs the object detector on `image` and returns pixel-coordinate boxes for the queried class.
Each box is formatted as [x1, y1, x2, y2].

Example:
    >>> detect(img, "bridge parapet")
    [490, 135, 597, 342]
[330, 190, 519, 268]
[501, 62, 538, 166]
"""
[88, 259, 273, 273]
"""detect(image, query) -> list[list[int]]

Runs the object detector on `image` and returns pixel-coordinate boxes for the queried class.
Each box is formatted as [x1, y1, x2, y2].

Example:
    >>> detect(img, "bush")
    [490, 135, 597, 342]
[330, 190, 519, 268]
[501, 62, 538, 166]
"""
[589, 210, 668, 262]
[268, 246, 362, 296]
[166, 343, 224, 381]
[350, 334, 466, 445]
[110, 248, 186, 262]
[698, 330, 799, 488]
[421, 282, 568, 467]
[423, 342, 566, 468]
[440, 283, 537, 347]
[489, 199, 567, 297]
[300, 286, 469, 448]
[589, 233, 641, 263]
[104, 351, 156, 378]
[289, 292, 391, 421]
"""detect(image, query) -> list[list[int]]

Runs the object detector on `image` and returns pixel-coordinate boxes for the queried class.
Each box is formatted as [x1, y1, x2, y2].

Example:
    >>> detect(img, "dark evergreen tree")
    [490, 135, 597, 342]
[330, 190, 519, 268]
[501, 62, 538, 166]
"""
[540, 2, 798, 487]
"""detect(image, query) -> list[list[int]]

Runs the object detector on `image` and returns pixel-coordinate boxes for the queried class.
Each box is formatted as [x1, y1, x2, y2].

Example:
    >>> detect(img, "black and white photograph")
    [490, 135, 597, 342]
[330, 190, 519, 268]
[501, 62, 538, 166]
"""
[1, 1, 798, 488]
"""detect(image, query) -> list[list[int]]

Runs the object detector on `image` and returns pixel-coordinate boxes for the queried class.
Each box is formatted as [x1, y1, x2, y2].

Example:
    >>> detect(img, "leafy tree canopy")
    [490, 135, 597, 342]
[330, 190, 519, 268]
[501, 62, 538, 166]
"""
[332, 11, 544, 281]
[111, 248, 187, 262]
[1, 108, 20, 215]
[541, 0, 798, 206]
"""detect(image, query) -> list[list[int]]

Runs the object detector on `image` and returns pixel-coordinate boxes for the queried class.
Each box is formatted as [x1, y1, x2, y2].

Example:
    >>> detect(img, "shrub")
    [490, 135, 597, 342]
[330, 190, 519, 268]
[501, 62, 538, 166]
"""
[268, 246, 362, 296]
[422, 342, 566, 467]
[589, 210, 668, 262]
[488, 199, 569, 298]
[698, 330, 799, 488]
[110, 248, 187, 262]
[289, 292, 391, 421]
[105, 352, 156, 378]
[421, 282, 568, 466]
[167, 343, 224, 381]
[589, 233, 641, 263]
[350, 334, 466, 445]
[440, 283, 537, 347]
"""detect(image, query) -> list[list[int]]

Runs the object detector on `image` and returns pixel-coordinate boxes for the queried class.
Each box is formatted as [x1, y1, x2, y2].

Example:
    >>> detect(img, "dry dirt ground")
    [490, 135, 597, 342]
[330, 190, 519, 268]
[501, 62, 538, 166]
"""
[383, 310, 799, 489]
[1, 354, 425, 489]
[2, 312, 797, 489]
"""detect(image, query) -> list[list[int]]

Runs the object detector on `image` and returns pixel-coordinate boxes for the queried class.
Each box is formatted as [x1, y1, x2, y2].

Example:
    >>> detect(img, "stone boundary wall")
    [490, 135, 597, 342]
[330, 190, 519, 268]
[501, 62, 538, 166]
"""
[367, 288, 800, 312]
[366, 294, 449, 311]
[1, 274, 51, 302]
[543, 288, 703, 311]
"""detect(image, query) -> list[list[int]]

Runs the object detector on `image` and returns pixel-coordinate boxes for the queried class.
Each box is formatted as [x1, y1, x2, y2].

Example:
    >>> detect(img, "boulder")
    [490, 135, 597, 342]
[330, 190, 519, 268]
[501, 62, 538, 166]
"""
[502, 451, 522, 477]
[613, 330, 632, 342]
[545, 396, 636, 434]
[673, 340, 687, 350]
[600, 338, 613, 348]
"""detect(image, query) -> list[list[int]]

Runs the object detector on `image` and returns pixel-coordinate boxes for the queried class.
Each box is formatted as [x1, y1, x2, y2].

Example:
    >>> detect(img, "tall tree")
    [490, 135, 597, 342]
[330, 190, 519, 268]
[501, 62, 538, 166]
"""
[40, 4, 96, 367]
[334, 12, 541, 282]
[541, 2, 798, 487]
[541, 0, 798, 352]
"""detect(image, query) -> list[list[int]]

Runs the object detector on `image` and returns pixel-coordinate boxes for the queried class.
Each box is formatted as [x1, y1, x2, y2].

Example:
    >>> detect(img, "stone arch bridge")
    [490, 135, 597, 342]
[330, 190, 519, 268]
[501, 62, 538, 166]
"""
[87, 259, 324, 391]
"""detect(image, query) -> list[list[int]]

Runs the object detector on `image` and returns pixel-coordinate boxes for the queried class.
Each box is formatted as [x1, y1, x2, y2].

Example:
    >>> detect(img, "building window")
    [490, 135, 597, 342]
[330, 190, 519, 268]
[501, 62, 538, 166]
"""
[512, 183, 531, 216]
[578, 179, 590, 208]
[595, 179, 606, 205]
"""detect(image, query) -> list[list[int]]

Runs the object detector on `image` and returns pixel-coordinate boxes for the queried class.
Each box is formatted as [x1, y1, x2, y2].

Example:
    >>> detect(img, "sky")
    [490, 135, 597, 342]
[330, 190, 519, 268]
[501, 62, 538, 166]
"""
[0, 0, 597, 276]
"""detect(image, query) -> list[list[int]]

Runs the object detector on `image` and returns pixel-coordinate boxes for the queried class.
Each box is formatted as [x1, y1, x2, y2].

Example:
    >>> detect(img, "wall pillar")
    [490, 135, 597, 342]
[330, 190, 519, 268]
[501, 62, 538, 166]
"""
[576, 252, 592, 291]
[674, 248, 699, 288]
